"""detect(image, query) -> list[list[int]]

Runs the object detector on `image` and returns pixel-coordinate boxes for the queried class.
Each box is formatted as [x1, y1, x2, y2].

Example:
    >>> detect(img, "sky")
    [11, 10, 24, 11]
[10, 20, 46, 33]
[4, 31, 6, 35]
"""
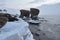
[0, 0, 60, 15]
[39, 3, 60, 15]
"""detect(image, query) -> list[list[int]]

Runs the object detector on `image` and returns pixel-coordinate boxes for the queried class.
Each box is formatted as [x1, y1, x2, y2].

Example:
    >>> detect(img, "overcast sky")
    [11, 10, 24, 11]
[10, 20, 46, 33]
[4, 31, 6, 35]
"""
[0, 0, 60, 15]
[0, 0, 60, 9]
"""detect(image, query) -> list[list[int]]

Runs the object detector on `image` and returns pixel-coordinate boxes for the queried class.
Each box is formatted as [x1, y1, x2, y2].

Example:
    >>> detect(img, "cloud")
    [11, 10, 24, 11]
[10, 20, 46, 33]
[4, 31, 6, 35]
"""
[43, 0, 60, 4]
[3, 0, 34, 9]
[18, 0, 60, 9]
[25, 0, 60, 8]
[0, 0, 60, 9]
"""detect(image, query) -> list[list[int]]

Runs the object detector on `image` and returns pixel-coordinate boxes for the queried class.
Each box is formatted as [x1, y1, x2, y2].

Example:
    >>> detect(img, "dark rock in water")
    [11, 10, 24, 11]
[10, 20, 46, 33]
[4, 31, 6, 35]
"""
[37, 29, 41, 31]
[30, 8, 40, 20]
[43, 33, 46, 35]
[35, 33, 40, 36]
[28, 19, 41, 25]
[19, 9, 30, 18]
[29, 22, 39, 25]
[31, 16, 38, 20]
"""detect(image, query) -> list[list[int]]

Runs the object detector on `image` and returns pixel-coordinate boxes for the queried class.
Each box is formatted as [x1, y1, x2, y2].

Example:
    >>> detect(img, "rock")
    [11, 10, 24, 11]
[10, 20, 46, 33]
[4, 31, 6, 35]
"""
[0, 17, 8, 28]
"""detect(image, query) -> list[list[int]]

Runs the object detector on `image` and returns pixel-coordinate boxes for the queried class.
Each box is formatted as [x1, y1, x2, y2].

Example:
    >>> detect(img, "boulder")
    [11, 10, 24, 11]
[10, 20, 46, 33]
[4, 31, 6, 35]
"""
[0, 17, 8, 28]
[0, 13, 18, 22]
[19, 9, 30, 18]
[30, 8, 40, 20]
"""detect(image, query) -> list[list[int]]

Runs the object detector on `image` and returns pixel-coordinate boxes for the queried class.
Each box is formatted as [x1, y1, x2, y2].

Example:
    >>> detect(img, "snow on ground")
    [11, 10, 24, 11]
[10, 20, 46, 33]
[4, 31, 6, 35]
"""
[0, 18, 34, 40]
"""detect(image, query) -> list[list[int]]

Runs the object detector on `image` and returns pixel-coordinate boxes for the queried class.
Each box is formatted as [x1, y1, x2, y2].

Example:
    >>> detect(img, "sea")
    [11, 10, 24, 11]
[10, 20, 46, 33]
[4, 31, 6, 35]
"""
[29, 15, 60, 40]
